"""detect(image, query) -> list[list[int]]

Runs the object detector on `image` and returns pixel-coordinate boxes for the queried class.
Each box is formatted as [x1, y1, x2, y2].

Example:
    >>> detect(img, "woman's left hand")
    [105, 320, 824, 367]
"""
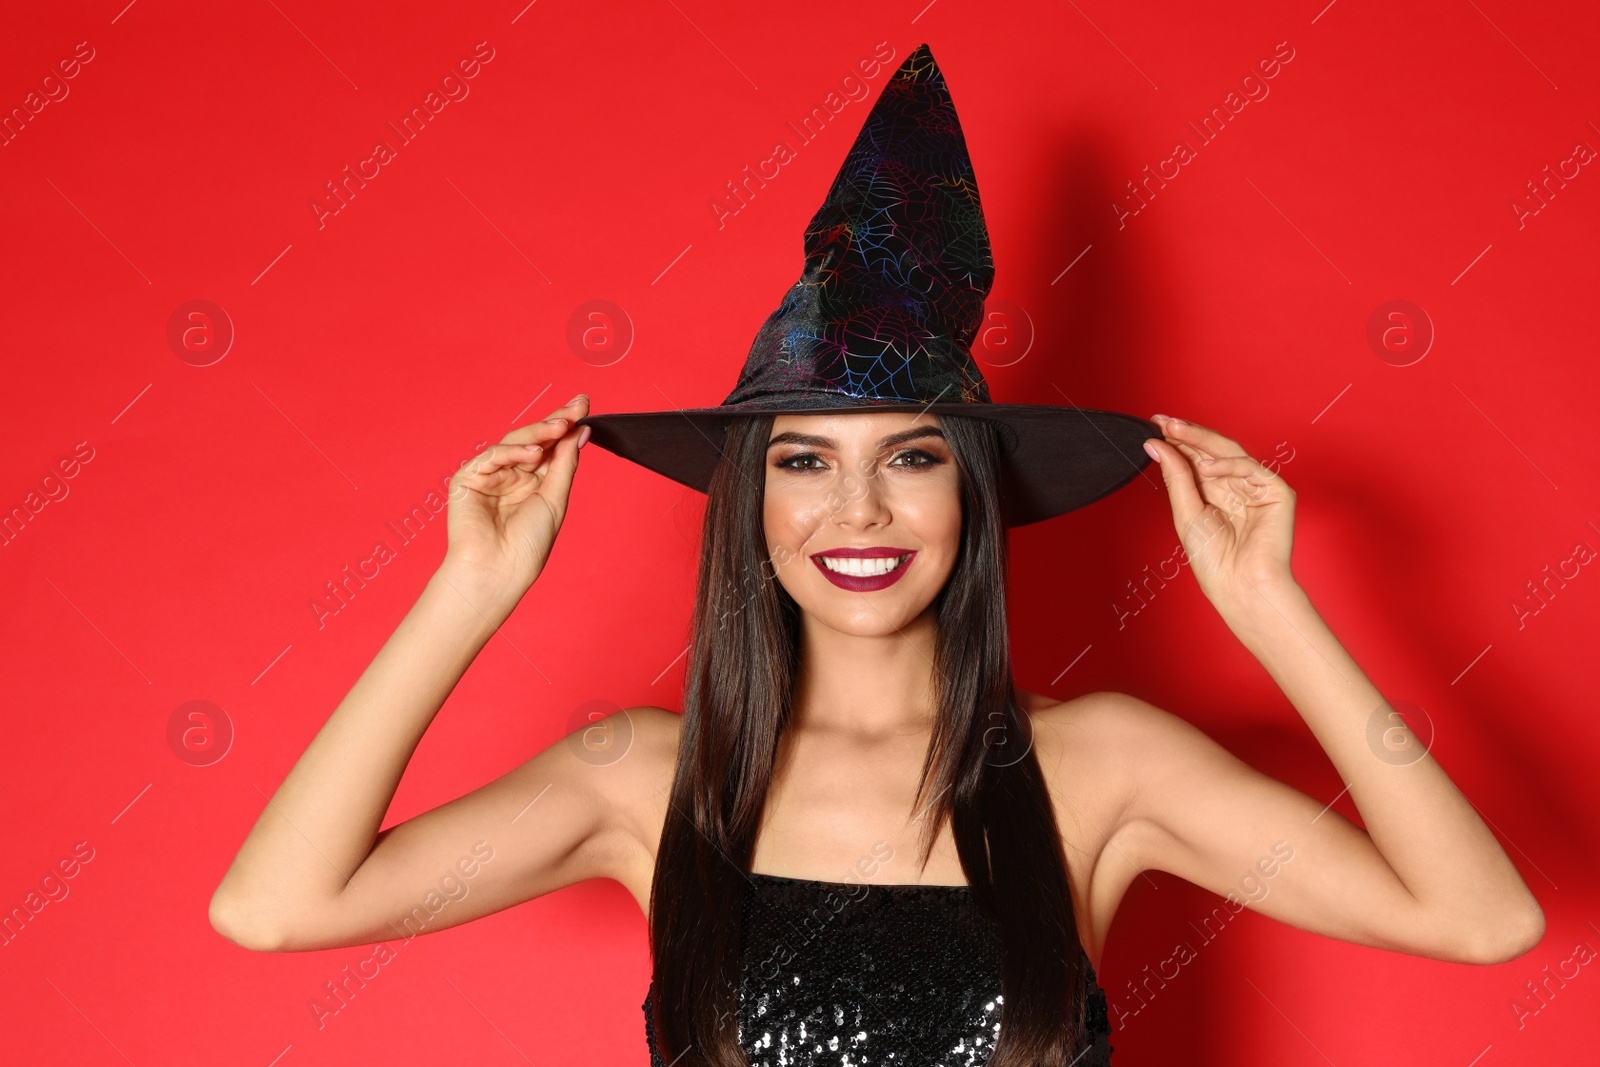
[1143, 415, 1297, 610]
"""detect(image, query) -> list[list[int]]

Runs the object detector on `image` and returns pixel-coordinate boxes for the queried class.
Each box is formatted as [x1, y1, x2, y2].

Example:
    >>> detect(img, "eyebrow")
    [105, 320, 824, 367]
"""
[766, 426, 947, 450]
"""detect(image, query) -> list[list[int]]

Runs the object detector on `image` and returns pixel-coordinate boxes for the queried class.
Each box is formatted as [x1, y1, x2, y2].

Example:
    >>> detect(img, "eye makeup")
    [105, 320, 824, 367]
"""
[772, 448, 946, 473]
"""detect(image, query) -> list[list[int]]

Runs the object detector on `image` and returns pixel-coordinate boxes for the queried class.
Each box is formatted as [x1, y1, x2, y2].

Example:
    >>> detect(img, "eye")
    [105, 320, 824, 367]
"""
[890, 448, 943, 469]
[773, 448, 945, 473]
[775, 452, 827, 472]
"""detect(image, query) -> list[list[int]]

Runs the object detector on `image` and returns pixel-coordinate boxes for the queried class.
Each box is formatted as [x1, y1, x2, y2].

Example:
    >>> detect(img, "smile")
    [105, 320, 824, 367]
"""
[810, 549, 916, 592]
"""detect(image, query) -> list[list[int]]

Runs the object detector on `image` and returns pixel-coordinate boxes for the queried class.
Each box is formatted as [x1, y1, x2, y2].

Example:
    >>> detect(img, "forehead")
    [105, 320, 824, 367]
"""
[767, 411, 942, 443]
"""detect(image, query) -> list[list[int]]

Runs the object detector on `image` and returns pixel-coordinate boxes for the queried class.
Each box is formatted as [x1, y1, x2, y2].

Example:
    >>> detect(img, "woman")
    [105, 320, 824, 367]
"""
[210, 43, 1543, 1067]
[208, 396, 1545, 1062]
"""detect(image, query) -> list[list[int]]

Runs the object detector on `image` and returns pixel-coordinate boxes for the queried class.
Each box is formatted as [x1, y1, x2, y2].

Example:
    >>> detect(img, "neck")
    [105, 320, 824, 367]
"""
[789, 607, 941, 737]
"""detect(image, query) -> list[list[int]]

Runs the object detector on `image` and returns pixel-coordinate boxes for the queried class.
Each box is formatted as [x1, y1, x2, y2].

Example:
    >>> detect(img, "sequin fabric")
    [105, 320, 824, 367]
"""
[643, 872, 1114, 1066]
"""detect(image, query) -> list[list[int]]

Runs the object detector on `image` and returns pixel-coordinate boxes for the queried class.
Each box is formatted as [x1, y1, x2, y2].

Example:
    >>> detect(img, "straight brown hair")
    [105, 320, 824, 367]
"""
[647, 412, 1092, 1066]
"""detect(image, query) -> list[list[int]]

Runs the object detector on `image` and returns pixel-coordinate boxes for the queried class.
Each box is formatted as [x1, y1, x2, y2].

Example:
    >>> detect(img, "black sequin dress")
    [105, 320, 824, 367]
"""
[643, 872, 1114, 1066]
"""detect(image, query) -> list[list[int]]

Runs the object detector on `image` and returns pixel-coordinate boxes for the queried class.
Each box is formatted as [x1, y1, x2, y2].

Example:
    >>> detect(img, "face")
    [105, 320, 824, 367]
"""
[763, 411, 964, 636]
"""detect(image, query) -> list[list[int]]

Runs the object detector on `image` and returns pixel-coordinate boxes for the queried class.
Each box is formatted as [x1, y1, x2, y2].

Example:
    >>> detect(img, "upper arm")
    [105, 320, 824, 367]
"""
[249, 705, 676, 952]
[1079, 692, 1464, 962]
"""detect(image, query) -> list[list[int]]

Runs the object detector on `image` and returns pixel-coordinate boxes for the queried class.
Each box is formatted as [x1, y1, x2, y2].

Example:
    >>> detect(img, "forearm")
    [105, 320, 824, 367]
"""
[1219, 577, 1542, 949]
[212, 559, 523, 932]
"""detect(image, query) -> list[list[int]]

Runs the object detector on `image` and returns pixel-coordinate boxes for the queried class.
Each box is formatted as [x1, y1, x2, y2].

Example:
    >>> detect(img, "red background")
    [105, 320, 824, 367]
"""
[2, 1, 1597, 1064]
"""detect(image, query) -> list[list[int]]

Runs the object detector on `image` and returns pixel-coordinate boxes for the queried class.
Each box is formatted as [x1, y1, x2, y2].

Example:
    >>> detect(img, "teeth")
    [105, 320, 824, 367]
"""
[819, 554, 909, 577]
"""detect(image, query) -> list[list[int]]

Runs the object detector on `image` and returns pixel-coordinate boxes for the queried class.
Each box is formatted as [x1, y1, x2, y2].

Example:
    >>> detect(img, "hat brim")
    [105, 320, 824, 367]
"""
[575, 402, 1157, 527]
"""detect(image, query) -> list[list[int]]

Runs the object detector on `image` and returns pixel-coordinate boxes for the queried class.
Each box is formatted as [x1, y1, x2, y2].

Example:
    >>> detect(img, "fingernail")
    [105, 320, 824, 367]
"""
[1152, 414, 1168, 422]
[569, 393, 588, 405]
[1143, 440, 1162, 463]
[1167, 417, 1185, 429]
[578, 425, 592, 449]
[545, 416, 569, 426]
[523, 443, 542, 452]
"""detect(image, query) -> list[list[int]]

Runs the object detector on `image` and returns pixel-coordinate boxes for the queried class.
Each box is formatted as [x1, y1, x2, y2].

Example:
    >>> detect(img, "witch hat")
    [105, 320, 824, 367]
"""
[573, 42, 1155, 527]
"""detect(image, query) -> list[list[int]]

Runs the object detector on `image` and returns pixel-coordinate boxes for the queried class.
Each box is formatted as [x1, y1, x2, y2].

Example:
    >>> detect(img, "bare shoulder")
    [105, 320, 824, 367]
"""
[1020, 688, 1190, 757]
[1014, 688, 1176, 961]
[586, 705, 680, 825]
[1016, 688, 1146, 807]
[1019, 688, 1197, 814]
[580, 705, 681, 912]
[1020, 688, 1247, 870]
[618, 703, 683, 753]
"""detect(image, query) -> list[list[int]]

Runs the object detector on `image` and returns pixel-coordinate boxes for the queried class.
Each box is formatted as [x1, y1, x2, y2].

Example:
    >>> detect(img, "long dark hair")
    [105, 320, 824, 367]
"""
[647, 412, 1091, 1066]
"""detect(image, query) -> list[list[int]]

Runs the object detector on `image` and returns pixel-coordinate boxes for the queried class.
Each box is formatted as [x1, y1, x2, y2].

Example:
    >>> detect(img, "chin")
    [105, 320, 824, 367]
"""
[818, 609, 923, 637]
[791, 586, 940, 635]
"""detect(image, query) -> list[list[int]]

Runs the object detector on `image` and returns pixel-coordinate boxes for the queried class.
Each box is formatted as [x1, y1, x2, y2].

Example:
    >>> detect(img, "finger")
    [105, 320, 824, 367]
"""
[537, 409, 588, 508]
[502, 394, 592, 448]
[1158, 416, 1245, 460]
[457, 442, 546, 482]
[1146, 437, 1210, 530]
[1197, 455, 1275, 483]
[1151, 416, 1215, 463]
[1167, 437, 1212, 464]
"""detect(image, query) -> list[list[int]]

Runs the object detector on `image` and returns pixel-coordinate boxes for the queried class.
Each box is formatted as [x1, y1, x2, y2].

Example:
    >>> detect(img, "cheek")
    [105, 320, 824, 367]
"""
[763, 494, 815, 591]
[897, 479, 963, 542]
[764, 482, 835, 550]
[763, 493, 792, 550]
[763, 489, 813, 566]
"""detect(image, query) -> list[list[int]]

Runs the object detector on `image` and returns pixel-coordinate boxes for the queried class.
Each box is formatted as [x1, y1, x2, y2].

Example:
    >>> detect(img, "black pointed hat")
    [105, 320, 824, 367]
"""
[575, 42, 1155, 526]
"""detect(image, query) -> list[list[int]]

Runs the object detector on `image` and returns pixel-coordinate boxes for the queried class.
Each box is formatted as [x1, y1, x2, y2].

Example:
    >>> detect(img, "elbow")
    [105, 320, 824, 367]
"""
[208, 888, 291, 953]
[1493, 901, 1547, 963]
[1452, 900, 1546, 966]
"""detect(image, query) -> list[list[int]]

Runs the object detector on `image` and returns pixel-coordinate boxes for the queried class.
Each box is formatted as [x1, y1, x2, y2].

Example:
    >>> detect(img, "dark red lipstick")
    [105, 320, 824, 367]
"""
[810, 547, 916, 592]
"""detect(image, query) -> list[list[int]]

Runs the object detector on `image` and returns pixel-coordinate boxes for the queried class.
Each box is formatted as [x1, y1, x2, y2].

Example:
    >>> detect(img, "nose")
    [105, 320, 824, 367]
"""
[832, 461, 892, 530]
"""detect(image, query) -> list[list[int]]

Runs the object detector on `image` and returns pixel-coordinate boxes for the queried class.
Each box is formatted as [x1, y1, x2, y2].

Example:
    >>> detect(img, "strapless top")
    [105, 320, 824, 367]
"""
[643, 871, 1114, 1066]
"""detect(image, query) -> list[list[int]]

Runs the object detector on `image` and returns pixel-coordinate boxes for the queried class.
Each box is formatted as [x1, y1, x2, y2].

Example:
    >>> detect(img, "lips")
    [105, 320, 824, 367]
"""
[810, 547, 917, 592]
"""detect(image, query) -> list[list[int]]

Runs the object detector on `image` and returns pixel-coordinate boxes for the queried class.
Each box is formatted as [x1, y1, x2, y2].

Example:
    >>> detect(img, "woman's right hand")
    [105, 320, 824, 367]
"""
[443, 393, 591, 591]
